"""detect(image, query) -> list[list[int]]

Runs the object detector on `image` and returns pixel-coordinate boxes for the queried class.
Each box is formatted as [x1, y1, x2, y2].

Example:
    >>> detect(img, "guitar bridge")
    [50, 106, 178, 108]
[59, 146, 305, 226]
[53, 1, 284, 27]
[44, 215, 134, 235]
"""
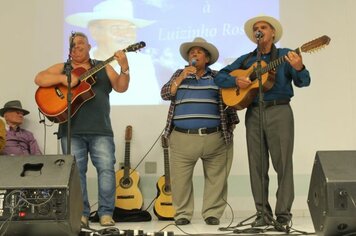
[55, 87, 65, 99]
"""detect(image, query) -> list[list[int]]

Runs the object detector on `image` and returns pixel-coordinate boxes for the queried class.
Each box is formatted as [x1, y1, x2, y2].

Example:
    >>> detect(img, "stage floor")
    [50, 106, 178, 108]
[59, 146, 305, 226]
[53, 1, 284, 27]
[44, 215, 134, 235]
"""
[84, 215, 316, 236]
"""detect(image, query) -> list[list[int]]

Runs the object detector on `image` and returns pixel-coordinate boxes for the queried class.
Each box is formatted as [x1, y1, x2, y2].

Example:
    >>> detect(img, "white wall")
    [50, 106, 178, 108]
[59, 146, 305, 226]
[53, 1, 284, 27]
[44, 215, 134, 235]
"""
[0, 0, 355, 219]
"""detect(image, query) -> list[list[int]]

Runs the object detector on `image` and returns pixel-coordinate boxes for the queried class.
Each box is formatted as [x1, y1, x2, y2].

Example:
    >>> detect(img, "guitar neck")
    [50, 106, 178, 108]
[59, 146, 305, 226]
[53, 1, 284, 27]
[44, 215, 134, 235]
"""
[123, 141, 131, 177]
[79, 56, 115, 82]
[163, 148, 171, 186]
[261, 48, 301, 74]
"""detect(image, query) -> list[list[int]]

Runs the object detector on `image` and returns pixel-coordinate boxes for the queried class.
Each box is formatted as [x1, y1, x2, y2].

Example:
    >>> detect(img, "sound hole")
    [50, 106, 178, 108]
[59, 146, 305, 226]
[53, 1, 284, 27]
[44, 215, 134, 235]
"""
[120, 177, 133, 188]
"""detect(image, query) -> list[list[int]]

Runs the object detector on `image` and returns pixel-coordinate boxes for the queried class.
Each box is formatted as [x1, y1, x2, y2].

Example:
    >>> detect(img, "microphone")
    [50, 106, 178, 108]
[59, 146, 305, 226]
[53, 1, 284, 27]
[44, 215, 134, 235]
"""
[70, 32, 76, 50]
[191, 58, 197, 67]
[255, 31, 264, 39]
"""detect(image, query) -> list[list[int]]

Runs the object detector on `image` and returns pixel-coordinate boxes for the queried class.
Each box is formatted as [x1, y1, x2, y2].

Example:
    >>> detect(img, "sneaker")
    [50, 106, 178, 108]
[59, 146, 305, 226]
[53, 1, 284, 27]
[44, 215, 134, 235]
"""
[100, 215, 115, 226]
[81, 216, 89, 228]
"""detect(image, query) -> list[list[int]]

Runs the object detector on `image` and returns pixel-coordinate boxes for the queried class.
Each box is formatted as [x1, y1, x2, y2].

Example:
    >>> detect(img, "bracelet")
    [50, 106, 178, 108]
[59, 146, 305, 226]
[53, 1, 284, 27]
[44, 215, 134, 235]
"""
[121, 67, 129, 75]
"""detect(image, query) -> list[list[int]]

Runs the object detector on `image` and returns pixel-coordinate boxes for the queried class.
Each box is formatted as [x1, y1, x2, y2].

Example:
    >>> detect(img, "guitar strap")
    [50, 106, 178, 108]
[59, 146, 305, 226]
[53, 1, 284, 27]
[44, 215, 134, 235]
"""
[89, 59, 99, 80]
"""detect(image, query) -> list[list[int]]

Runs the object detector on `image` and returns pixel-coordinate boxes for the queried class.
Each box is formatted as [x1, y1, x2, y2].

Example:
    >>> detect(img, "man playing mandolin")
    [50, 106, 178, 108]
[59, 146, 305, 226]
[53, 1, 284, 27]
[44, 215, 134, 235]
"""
[215, 15, 311, 231]
[34, 32, 130, 227]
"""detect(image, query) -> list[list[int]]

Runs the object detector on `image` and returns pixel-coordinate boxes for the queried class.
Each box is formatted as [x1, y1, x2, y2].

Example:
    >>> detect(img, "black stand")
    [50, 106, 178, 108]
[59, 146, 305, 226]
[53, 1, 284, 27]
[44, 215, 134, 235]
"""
[255, 35, 290, 233]
[63, 32, 75, 155]
[255, 34, 273, 228]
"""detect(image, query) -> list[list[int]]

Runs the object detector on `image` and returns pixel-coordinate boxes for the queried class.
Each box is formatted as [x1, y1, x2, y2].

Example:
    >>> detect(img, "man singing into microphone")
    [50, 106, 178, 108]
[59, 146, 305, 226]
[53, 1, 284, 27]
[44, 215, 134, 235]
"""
[215, 15, 311, 230]
[161, 37, 239, 225]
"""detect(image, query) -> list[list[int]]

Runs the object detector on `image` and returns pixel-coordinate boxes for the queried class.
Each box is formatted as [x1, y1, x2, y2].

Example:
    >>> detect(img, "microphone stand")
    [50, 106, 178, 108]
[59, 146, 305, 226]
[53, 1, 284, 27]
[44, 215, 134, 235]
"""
[231, 36, 279, 233]
[255, 35, 269, 226]
[63, 33, 75, 155]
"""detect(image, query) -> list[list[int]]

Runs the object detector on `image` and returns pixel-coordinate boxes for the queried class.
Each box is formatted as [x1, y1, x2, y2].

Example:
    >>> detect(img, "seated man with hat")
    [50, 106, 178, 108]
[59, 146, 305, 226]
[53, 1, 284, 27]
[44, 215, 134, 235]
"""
[0, 100, 42, 155]
[0, 119, 5, 152]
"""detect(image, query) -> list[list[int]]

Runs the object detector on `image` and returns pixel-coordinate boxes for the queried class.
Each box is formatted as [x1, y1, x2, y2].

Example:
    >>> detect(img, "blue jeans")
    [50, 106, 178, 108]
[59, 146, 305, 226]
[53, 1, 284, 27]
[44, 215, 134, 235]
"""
[61, 135, 116, 218]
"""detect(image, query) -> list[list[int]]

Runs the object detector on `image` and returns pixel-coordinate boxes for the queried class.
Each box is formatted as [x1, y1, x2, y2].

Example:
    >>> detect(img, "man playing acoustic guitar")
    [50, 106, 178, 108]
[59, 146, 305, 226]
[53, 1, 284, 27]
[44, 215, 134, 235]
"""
[215, 15, 311, 231]
[35, 32, 130, 227]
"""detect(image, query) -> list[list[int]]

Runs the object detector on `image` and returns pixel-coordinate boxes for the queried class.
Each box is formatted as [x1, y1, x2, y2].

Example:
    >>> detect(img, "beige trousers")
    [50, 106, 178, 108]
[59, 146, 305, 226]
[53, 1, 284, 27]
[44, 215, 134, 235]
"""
[169, 130, 233, 220]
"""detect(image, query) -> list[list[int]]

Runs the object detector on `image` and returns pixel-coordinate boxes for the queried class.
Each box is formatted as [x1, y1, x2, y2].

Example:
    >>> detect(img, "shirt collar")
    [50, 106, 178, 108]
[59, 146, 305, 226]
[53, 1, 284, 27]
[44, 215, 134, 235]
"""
[6, 124, 20, 131]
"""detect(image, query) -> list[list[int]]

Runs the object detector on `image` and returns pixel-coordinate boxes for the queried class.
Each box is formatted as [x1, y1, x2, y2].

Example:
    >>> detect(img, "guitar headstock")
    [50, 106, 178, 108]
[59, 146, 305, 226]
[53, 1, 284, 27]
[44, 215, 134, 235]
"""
[125, 125, 132, 141]
[124, 41, 146, 53]
[161, 135, 169, 148]
[301, 35, 331, 53]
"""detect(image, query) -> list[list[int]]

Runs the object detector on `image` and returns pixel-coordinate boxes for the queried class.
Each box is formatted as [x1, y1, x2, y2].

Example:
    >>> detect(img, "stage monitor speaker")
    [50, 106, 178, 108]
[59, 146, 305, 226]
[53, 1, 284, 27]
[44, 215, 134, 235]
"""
[308, 150, 356, 236]
[0, 155, 83, 236]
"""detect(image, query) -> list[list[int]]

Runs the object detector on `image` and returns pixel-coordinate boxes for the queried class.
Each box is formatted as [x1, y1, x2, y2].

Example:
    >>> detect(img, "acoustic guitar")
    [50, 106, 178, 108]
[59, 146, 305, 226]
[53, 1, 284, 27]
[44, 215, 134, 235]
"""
[153, 135, 175, 220]
[35, 42, 146, 123]
[221, 35, 331, 110]
[115, 125, 143, 210]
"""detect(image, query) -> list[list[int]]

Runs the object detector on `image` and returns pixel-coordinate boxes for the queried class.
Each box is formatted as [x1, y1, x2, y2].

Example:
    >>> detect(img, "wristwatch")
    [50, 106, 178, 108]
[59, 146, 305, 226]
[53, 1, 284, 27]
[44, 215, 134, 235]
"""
[121, 67, 129, 75]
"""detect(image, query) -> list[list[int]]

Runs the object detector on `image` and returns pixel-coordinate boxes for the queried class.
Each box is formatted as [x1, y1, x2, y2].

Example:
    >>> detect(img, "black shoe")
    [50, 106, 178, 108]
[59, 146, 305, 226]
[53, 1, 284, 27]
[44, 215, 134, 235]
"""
[251, 215, 272, 227]
[205, 216, 220, 225]
[175, 218, 190, 225]
[274, 216, 290, 232]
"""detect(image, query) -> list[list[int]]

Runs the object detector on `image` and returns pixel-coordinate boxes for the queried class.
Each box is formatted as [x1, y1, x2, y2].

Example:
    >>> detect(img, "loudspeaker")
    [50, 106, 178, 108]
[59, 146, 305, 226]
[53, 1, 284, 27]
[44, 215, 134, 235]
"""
[308, 151, 356, 236]
[0, 155, 83, 236]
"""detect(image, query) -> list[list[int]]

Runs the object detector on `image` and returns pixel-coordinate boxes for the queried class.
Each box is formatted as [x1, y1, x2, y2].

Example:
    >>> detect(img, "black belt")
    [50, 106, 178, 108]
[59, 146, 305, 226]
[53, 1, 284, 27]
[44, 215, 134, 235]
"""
[174, 126, 221, 135]
[251, 99, 290, 108]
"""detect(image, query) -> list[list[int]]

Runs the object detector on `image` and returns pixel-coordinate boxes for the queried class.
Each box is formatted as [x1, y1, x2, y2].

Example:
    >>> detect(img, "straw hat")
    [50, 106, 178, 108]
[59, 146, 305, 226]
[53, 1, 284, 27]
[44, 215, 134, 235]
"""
[65, 0, 154, 28]
[244, 15, 283, 43]
[179, 37, 219, 66]
[0, 100, 29, 117]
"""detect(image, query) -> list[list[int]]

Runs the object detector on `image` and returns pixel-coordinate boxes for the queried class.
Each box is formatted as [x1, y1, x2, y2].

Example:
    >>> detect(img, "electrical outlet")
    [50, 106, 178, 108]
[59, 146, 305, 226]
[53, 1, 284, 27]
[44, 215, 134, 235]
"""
[145, 162, 157, 174]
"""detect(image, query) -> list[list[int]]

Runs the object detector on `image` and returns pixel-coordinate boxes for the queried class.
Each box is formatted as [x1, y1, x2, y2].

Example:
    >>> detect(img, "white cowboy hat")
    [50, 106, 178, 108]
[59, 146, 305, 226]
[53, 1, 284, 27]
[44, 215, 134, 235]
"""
[244, 15, 283, 43]
[179, 37, 219, 66]
[0, 100, 29, 117]
[65, 0, 154, 28]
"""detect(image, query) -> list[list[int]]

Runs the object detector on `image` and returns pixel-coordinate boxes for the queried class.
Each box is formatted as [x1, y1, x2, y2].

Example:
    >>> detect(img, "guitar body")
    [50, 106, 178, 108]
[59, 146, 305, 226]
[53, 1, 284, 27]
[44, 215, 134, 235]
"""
[35, 67, 96, 123]
[154, 175, 175, 220]
[115, 168, 143, 210]
[222, 61, 272, 110]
